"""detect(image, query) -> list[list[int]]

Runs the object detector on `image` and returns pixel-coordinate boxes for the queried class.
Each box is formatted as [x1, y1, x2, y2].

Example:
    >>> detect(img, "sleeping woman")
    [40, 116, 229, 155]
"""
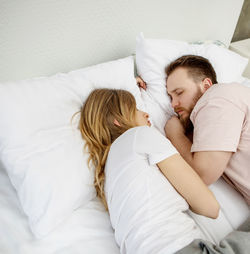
[77, 88, 223, 254]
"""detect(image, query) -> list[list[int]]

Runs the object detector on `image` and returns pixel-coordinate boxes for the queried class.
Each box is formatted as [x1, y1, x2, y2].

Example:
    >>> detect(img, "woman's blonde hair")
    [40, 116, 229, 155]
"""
[79, 89, 137, 210]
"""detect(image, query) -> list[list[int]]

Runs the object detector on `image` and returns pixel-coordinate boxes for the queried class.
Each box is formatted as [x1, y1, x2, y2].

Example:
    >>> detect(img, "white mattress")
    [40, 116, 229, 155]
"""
[0, 76, 250, 254]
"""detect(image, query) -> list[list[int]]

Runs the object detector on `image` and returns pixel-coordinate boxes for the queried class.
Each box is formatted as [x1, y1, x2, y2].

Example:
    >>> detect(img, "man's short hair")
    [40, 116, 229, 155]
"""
[165, 55, 218, 84]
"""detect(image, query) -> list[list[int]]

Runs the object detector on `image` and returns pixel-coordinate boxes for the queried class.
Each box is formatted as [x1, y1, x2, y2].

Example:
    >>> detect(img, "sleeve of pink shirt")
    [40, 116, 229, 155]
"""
[191, 98, 245, 153]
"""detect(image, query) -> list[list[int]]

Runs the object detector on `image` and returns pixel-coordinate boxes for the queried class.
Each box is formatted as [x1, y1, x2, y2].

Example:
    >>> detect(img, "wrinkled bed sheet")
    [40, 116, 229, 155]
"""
[0, 162, 120, 254]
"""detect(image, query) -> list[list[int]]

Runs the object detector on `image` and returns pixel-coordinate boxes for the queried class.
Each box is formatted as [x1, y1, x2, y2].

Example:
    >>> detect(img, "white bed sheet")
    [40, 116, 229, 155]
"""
[0, 161, 120, 254]
[0, 77, 250, 254]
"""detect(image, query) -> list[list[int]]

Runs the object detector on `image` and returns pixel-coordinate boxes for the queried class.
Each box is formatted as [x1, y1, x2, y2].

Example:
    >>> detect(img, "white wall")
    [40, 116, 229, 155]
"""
[0, 0, 244, 82]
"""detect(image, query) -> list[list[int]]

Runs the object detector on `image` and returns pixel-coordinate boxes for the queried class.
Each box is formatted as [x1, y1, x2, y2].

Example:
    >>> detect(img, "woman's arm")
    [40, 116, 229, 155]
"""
[157, 153, 220, 219]
[136, 76, 147, 90]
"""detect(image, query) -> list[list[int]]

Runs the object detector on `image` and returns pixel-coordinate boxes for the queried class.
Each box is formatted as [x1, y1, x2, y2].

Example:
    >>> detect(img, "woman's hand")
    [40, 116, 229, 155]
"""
[136, 76, 147, 90]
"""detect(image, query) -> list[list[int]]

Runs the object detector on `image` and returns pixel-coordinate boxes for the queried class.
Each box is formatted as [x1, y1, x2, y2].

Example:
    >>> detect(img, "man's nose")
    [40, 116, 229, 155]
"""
[171, 97, 179, 108]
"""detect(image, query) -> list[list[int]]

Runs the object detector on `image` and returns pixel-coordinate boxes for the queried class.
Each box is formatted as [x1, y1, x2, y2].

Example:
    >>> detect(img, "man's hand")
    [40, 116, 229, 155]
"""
[165, 116, 185, 141]
[165, 117, 232, 186]
[136, 76, 147, 90]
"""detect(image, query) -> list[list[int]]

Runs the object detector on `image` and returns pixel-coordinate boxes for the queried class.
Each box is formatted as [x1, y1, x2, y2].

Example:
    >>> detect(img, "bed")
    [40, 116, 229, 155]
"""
[0, 1, 249, 253]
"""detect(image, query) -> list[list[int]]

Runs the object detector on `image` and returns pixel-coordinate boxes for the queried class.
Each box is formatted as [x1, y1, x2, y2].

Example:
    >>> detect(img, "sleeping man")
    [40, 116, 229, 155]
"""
[164, 54, 250, 206]
[136, 56, 250, 252]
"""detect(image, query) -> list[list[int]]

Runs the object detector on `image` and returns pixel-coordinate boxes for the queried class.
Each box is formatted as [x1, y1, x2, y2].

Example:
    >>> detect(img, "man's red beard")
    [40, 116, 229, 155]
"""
[180, 115, 194, 135]
[175, 90, 203, 134]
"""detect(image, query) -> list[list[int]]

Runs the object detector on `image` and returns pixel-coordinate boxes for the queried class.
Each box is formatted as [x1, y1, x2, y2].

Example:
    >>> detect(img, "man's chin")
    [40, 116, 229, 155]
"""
[179, 116, 193, 134]
[179, 116, 187, 126]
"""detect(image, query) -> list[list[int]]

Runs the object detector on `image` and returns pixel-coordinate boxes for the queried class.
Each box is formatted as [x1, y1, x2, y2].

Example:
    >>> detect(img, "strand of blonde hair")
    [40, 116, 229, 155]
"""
[79, 89, 137, 210]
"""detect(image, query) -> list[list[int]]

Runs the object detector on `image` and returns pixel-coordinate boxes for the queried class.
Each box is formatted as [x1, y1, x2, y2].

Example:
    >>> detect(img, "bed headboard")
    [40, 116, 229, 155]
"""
[0, 0, 244, 82]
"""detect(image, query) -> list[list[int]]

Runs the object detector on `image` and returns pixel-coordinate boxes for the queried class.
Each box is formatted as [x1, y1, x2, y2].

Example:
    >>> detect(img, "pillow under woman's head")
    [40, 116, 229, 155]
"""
[0, 56, 144, 238]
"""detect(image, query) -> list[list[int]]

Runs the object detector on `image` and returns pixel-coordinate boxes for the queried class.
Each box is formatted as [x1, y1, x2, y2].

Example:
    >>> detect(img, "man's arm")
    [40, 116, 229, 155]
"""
[165, 116, 233, 185]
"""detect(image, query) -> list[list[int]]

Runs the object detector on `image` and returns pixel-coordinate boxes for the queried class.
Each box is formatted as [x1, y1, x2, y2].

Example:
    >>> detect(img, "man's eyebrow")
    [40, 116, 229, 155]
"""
[168, 88, 178, 94]
[167, 90, 172, 99]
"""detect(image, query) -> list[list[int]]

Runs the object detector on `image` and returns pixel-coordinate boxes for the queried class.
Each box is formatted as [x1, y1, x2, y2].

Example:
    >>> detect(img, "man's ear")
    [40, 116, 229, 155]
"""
[114, 119, 121, 127]
[202, 78, 213, 91]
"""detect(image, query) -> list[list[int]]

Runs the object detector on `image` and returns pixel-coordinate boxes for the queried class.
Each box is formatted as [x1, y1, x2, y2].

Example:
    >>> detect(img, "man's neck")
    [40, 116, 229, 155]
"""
[185, 130, 193, 143]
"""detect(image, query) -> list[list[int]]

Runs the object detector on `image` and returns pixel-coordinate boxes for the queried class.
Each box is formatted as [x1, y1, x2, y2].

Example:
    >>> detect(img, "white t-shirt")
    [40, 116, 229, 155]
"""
[105, 126, 203, 254]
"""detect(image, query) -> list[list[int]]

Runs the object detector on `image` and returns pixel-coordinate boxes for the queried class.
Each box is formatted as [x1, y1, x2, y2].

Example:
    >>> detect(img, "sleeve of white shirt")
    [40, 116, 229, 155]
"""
[135, 126, 178, 165]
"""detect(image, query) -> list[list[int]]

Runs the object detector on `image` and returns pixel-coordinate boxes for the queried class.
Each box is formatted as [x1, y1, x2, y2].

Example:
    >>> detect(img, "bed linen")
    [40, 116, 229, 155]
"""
[0, 161, 120, 254]
[0, 78, 249, 254]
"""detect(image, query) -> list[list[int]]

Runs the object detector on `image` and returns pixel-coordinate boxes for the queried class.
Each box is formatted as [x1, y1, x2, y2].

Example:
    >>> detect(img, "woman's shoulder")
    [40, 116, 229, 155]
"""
[114, 126, 163, 148]
[135, 126, 164, 140]
[111, 126, 151, 147]
[120, 126, 154, 140]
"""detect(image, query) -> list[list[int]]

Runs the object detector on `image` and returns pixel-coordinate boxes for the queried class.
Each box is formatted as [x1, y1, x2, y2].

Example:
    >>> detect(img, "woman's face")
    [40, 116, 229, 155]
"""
[135, 110, 151, 127]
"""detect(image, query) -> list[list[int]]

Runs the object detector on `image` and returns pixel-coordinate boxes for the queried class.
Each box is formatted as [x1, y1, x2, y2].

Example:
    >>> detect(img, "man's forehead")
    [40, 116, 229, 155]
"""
[167, 74, 197, 93]
[166, 68, 187, 89]
[166, 79, 183, 93]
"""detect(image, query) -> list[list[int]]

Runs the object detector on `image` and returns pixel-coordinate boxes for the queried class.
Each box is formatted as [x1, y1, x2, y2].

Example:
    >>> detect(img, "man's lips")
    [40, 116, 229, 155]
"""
[175, 109, 185, 116]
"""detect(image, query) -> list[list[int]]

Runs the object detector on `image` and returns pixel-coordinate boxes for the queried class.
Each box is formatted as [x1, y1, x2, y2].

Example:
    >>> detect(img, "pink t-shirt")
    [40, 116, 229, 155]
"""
[190, 83, 250, 205]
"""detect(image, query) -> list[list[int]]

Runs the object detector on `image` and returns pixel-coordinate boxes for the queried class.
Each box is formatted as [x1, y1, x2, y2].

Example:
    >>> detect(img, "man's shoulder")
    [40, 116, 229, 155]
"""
[191, 84, 232, 120]
[199, 82, 247, 102]
[211, 82, 248, 92]
[207, 82, 241, 93]
[191, 82, 249, 122]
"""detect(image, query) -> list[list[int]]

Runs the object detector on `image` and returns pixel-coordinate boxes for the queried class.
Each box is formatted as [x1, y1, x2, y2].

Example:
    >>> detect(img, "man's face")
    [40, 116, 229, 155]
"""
[166, 67, 204, 130]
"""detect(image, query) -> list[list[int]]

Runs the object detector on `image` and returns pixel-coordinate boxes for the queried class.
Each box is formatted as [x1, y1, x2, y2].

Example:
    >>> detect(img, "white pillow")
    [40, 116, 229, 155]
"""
[136, 33, 249, 133]
[0, 56, 144, 238]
